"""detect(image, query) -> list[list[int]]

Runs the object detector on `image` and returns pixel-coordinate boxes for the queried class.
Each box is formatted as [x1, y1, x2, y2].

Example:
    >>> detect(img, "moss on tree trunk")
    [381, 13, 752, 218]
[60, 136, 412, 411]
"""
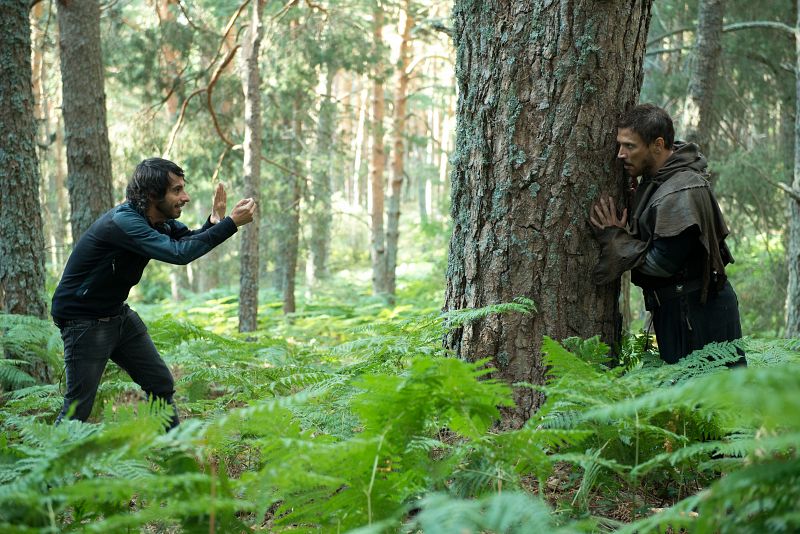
[445, 0, 653, 426]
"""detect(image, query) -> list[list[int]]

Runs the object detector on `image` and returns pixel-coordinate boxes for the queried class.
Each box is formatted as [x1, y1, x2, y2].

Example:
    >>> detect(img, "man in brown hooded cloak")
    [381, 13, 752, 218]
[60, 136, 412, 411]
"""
[590, 104, 744, 365]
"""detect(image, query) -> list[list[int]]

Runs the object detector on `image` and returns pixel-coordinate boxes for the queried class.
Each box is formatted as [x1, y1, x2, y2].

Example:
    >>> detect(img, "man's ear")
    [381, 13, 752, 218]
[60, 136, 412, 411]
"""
[652, 137, 665, 153]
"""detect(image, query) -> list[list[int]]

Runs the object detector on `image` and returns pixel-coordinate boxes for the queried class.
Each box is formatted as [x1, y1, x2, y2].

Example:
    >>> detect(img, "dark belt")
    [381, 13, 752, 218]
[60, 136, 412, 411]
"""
[643, 278, 704, 310]
[54, 314, 120, 328]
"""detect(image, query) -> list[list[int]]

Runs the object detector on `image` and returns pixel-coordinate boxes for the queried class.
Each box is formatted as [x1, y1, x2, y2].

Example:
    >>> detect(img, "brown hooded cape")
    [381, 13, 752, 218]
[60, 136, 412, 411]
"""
[592, 142, 733, 303]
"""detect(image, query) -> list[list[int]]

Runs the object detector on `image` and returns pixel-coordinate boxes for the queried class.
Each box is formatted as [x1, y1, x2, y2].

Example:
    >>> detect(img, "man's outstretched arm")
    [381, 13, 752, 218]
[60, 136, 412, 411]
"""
[113, 197, 256, 265]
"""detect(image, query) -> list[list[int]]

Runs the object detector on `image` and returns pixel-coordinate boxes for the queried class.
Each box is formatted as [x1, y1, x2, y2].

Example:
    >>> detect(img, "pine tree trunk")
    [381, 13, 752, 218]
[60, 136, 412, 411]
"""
[57, 0, 114, 242]
[418, 142, 428, 224]
[786, 0, 800, 338]
[54, 115, 69, 266]
[351, 82, 368, 207]
[238, 0, 264, 332]
[682, 0, 725, 152]
[0, 0, 48, 319]
[282, 101, 303, 315]
[445, 0, 653, 426]
[370, 7, 388, 296]
[156, 0, 181, 117]
[309, 66, 336, 285]
[386, 0, 414, 300]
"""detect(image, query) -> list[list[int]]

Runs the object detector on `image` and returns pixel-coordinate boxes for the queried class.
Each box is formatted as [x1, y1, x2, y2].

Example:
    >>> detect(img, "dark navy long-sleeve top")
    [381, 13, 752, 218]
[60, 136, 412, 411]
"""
[52, 202, 237, 319]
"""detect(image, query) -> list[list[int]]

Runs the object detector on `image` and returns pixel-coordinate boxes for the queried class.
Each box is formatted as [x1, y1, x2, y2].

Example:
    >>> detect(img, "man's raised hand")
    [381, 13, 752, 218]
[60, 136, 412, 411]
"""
[210, 183, 227, 224]
[230, 197, 256, 227]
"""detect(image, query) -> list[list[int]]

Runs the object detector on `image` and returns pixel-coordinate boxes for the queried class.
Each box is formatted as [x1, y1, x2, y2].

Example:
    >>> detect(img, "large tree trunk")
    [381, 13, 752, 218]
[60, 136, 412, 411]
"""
[0, 0, 48, 319]
[309, 66, 336, 286]
[57, 0, 114, 242]
[444, 0, 653, 426]
[786, 0, 800, 338]
[238, 0, 264, 332]
[370, 7, 388, 296]
[682, 0, 725, 152]
[386, 0, 414, 300]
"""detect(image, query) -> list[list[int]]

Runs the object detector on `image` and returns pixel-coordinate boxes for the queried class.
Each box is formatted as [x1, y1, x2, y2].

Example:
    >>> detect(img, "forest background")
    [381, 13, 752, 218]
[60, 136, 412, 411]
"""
[1, 0, 799, 532]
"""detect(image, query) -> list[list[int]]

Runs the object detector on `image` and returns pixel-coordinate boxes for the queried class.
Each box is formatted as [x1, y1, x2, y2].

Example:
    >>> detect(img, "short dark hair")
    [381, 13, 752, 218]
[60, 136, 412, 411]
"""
[617, 103, 675, 149]
[126, 158, 185, 214]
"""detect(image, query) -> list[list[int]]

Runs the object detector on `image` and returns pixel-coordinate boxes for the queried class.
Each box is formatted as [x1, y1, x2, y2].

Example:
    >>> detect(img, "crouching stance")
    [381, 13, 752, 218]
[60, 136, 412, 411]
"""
[52, 158, 256, 428]
[591, 104, 744, 365]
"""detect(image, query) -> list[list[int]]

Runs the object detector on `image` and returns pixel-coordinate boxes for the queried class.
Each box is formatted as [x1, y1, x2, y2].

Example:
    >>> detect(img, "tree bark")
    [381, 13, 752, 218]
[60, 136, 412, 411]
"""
[682, 0, 725, 153]
[786, 0, 800, 338]
[445, 0, 653, 426]
[57, 0, 114, 242]
[386, 0, 414, 300]
[0, 0, 48, 319]
[370, 7, 388, 296]
[238, 0, 264, 332]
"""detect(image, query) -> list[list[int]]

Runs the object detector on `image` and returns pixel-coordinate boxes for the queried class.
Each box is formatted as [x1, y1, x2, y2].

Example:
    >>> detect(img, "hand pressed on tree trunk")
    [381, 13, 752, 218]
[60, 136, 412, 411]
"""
[590, 195, 628, 230]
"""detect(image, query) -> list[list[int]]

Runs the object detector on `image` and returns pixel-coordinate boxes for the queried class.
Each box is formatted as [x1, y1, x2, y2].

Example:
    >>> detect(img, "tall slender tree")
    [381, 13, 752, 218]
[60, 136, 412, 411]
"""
[445, 0, 653, 426]
[308, 64, 336, 286]
[785, 0, 800, 337]
[386, 0, 415, 299]
[57, 0, 113, 241]
[0, 0, 47, 319]
[281, 99, 304, 315]
[370, 5, 388, 296]
[238, 0, 265, 332]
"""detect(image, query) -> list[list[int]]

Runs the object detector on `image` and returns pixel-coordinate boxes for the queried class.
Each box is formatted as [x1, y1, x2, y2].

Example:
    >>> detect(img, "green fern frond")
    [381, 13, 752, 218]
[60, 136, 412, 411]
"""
[0, 359, 36, 389]
[442, 297, 537, 329]
[411, 491, 576, 534]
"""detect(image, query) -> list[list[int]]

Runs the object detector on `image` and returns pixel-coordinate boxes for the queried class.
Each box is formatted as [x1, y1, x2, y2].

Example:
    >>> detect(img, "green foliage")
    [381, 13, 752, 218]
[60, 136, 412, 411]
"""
[3, 283, 799, 532]
[0, 314, 62, 389]
[409, 491, 580, 534]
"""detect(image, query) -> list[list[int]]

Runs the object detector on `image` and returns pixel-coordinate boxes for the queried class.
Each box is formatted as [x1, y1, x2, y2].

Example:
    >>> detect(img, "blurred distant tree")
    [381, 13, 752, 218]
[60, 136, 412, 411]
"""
[682, 0, 725, 154]
[57, 0, 114, 241]
[784, 1, 800, 337]
[370, 4, 389, 296]
[386, 0, 415, 300]
[238, 0, 265, 331]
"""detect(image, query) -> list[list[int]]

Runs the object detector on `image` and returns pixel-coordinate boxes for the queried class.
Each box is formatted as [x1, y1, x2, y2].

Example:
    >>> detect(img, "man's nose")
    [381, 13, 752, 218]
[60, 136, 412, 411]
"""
[182, 192, 190, 203]
[617, 148, 626, 159]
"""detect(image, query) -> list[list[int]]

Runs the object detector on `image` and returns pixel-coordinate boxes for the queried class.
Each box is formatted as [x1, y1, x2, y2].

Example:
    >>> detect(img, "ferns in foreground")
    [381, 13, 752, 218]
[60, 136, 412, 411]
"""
[538, 335, 800, 532]
[3, 297, 800, 532]
[0, 314, 63, 388]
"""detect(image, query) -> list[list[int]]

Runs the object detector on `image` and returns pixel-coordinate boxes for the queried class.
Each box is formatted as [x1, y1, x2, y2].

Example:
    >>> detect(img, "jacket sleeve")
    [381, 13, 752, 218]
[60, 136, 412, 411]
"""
[592, 226, 649, 284]
[170, 217, 216, 239]
[111, 210, 237, 265]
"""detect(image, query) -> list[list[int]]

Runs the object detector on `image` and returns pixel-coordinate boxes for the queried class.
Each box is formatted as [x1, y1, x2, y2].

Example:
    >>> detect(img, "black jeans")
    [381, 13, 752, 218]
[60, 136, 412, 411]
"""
[55, 305, 179, 429]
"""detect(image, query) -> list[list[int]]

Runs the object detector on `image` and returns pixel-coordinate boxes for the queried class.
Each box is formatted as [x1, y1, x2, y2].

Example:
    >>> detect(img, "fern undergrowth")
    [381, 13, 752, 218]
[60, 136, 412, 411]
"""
[1, 280, 798, 533]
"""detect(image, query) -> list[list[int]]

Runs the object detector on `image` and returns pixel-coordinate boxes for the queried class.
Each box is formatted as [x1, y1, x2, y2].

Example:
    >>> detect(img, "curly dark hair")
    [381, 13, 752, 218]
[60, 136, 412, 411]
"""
[125, 158, 185, 214]
[617, 103, 675, 149]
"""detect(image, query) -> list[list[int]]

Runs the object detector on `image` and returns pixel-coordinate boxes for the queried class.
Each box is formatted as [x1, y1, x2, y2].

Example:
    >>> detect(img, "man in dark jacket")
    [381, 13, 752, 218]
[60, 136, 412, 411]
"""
[590, 104, 744, 364]
[52, 158, 256, 428]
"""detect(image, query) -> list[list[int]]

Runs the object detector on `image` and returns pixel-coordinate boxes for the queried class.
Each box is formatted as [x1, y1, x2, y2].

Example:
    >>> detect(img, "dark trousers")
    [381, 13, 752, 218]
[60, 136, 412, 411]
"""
[650, 280, 745, 365]
[55, 305, 179, 429]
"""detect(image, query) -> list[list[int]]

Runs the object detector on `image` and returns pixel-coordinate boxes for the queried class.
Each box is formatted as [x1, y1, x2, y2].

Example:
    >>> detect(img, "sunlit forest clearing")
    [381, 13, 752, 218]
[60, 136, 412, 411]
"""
[2, 0, 800, 532]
